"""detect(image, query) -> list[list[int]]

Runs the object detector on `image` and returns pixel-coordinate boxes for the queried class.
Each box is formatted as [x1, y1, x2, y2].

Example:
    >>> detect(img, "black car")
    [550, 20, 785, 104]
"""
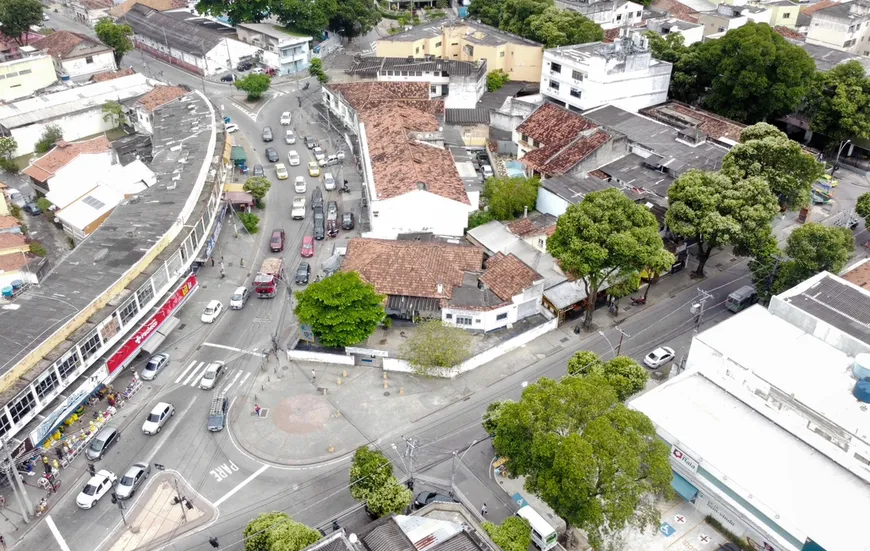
[23, 203, 41, 215]
[262, 126, 273, 142]
[265, 147, 279, 162]
[311, 186, 323, 211]
[341, 212, 355, 230]
[303, 136, 318, 149]
[413, 491, 455, 509]
[252, 164, 264, 177]
[237, 61, 253, 71]
[313, 208, 325, 240]
[295, 262, 311, 285]
[220, 73, 236, 82]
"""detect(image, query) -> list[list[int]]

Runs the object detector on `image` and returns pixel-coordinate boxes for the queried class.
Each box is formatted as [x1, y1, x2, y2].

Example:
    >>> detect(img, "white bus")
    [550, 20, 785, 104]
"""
[516, 505, 558, 550]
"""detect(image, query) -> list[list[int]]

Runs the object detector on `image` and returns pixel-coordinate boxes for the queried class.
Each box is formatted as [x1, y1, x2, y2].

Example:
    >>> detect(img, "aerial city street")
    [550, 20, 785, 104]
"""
[0, 1, 866, 551]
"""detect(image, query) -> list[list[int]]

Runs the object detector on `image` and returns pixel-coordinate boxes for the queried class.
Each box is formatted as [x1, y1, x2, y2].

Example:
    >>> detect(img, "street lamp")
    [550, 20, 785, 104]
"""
[833, 139, 851, 176]
[598, 331, 616, 358]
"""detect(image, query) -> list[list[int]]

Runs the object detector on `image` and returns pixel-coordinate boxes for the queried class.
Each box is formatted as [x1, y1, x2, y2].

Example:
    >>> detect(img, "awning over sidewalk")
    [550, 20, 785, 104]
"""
[672, 471, 699, 502]
[226, 191, 254, 206]
[141, 316, 181, 355]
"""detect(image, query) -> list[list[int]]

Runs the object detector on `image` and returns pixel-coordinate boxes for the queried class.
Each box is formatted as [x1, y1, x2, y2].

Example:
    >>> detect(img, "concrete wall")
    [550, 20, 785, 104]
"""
[286, 349, 354, 365]
[536, 186, 571, 217]
[698, 13, 747, 37]
[769, 3, 799, 28]
[567, 134, 627, 177]
[807, 13, 866, 53]
[0, 56, 57, 103]
[368, 190, 471, 239]
[491, 97, 538, 133]
[10, 109, 115, 157]
[61, 50, 116, 78]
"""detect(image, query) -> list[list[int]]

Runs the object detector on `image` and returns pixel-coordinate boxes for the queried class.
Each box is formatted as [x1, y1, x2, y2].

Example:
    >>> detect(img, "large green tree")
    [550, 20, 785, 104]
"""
[857, 193, 870, 228]
[244, 176, 272, 205]
[567, 351, 647, 401]
[721, 123, 824, 210]
[547, 188, 669, 329]
[774, 223, 855, 293]
[665, 170, 779, 277]
[483, 176, 539, 220]
[33, 124, 63, 155]
[273, 0, 336, 37]
[482, 517, 532, 551]
[235, 73, 272, 101]
[527, 7, 602, 48]
[294, 271, 385, 348]
[468, 0, 504, 26]
[492, 376, 672, 549]
[94, 19, 134, 66]
[349, 446, 412, 518]
[499, 0, 550, 39]
[327, 0, 381, 40]
[807, 60, 870, 144]
[195, 0, 272, 24]
[645, 31, 688, 64]
[243, 511, 321, 551]
[0, 0, 42, 46]
[400, 320, 473, 376]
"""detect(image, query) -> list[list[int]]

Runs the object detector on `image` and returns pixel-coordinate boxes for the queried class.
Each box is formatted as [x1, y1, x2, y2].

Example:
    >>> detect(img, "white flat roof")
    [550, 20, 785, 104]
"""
[56, 184, 124, 231]
[631, 371, 870, 551]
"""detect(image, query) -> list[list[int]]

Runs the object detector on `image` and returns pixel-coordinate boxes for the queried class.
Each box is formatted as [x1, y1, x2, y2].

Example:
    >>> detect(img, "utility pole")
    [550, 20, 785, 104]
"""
[614, 326, 630, 356]
[111, 491, 127, 526]
[450, 441, 477, 495]
[1, 444, 31, 523]
[691, 288, 714, 333]
[400, 436, 419, 489]
[172, 479, 188, 523]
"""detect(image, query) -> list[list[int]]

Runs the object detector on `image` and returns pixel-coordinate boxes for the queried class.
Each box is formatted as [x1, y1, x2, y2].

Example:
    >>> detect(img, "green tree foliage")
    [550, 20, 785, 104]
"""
[669, 23, 816, 124]
[35, 198, 52, 212]
[309, 57, 328, 84]
[468, 0, 503, 26]
[483, 176, 539, 220]
[34, 124, 63, 155]
[243, 511, 321, 551]
[857, 193, 870, 227]
[101, 100, 124, 129]
[94, 19, 134, 65]
[482, 517, 532, 551]
[499, 0, 549, 39]
[294, 271, 385, 347]
[349, 447, 411, 518]
[548, 189, 669, 329]
[641, 248, 677, 301]
[665, 170, 779, 277]
[486, 69, 510, 92]
[807, 60, 870, 143]
[0, 136, 17, 159]
[482, 399, 513, 435]
[327, 0, 381, 40]
[527, 7, 603, 48]
[492, 376, 672, 548]
[366, 479, 413, 517]
[29, 242, 46, 257]
[238, 212, 260, 233]
[243, 176, 272, 202]
[0, 0, 42, 46]
[195, 0, 272, 24]
[235, 73, 272, 101]
[721, 123, 824, 210]
[774, 223, 855, 293]
[273, 0, 336, 37]
[400, 319, 473, 375]
[468, 209, 495, 229]
[645, 31, 688, 63]
[566, 350, 602, 376]
[567, 351, 647, 400]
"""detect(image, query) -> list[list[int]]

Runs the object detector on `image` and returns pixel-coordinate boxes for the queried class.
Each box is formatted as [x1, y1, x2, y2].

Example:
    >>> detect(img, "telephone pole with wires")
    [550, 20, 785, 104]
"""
[614, 326, 630, 355]
[691, 288, 714, 333]
[397, 436, 419, 490]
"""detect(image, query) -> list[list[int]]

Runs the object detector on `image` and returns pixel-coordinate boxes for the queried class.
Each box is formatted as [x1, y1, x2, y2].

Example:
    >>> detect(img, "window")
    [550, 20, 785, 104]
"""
[18, 69, 30, 75]
[856, 453, 870, 466]
[616, 14, 622, 21]
[85, 56, 94, 64]
[464, 44, 474, 56]
[0, 412, 9, 439]
[636, 10, 641, 16]
[572, 70, 583, 81]
[57, 353, 80, 380]
[538, 237, 545, 248]
[549, 80, 559, 91]
[500, 51, 505, 57]
[415, 71, 422, 76]
[783, 11, 790, 18]
[137, 282, 155, 307]
[35, 370, 59, 400]
[373, 211, 379, 218]
[435, 41, 442, 48]
[430, 85, 437, 94]
[451, 42, 458, 46]
[415, 47, 420, 54]
[9, 389, 35, 424]
[119, 296, 139, 325]
[456, 316, 472, 325]
[496, 312, 508, 321]
[445, 313, 453, 320]
[550, 62, 562, 74]
[79, 329, 102, 362]
[570, 87, 581, 99]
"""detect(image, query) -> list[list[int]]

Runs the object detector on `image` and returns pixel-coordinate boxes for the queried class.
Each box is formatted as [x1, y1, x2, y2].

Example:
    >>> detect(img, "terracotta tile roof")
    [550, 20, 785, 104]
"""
[80, 0, 113, 9]
[32, 31, 109, 59]
[342, 238, 484, 299]
[506, 214, 556, 239]
[775, 26, 804, 40]
[801, 0, 836, 16]
[90, 67, 136, 82]
[480, 253, 542, 301]
[0, 233, 27, 250]
[328, 82, 444, 116]
[109, 0, 187, 17]
[843, 261, 870, 292]
[650, 0, 700, 22]
[0, 216, 20, 230]
[0, 252, 30, 272]
[23, 136, 111, 183]
[640, 101, 745, 142]
[136, 85, 188, 112]
[516, 103, 611, 176]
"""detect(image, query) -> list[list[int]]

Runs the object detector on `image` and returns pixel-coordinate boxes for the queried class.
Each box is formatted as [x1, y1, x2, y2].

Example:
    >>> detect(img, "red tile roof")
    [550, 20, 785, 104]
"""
[328, 82, 443, 116]
[842, 261, 870, 292]
[640, 101, 745, 142]
[480, 253, 542, 301]
[136, 85, 187, 112]
[80, 0, 112, 9]
[506, 216, 556, 239]
[775, 26, 804, 41]
[109, 0, 187, 17]
[0, 252, 30, 272]
[516, 103, 611, 176]
[0, 216, 20, 230]
[650, 0, 700, 22]
[90, 67, 136, 82]
[32, 31, 110, 59]
[342, 238, 484, 299]
[0, 233, 27, 250]
[801, 0, 836, 16]
[23, 136, 111, 183]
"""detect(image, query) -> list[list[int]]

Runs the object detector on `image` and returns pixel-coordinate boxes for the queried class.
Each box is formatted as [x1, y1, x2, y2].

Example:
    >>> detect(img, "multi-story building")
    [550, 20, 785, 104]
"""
[646, 17, 705, 45]
[541, 32, 673, 113]
[556, 0, 645, 30]
[69, 0, 112, 27]
[0, 54, 57, 102]
[698, 3, 771, 37]
[806, 0, 870, 54]
[375, 21, 543, 83]
[235, 23, 311, 75]
[32, 31, 116, 79]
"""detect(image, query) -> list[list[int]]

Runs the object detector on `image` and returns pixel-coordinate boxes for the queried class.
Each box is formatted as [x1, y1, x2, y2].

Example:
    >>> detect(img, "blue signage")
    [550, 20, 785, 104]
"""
[511, 492, 526, 508]
[660, 523, 676, 538]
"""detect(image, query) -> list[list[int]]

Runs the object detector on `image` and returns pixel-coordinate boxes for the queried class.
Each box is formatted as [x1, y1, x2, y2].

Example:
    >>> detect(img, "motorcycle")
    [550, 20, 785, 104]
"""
[631, 297, 646, 306]
[339, 184, 351, 194]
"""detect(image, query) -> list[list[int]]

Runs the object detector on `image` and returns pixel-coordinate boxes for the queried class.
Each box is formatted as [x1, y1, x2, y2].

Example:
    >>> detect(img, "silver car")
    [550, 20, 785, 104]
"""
[141, 353, 170, 381]
[116, 462, 150, 500]
[199, 361, 225, 390]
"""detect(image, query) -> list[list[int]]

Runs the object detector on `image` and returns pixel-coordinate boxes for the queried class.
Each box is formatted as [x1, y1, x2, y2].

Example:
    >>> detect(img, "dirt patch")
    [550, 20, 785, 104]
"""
[272, 394, 332, 434]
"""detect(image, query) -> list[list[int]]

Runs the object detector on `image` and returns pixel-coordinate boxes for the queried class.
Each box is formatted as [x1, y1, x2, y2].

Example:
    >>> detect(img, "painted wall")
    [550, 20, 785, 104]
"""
[768, 4, 799, 28]
[367, 190, 471, 238]
[0, 55, 57, 103]
[807, 13, 868, 53]
[536, 186, 571, 217]
[10, 109, 114, 157]
[60, 50, 116, 78]
[286, 349, 354, 365]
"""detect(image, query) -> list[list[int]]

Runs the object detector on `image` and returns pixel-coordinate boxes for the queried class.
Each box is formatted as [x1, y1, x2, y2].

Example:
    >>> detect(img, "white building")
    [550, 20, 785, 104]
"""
[807, 0, 870, 55]
[128, 85, 189, 135]
[0, 73, 155, 157]
[343, 57, 487, 109]
[0, 55, 57, 103]
[31, 31, 116, 79]
[69, 0, 113, 27]
[630, 270, 870, 551]
[646, 17, 705, 46]
[23, 136, 113, 195]
[698, 3, 771, 37]
[541, 33, 673, 113]
[235, 23, 311, 75]
[556, 0, 645, 30]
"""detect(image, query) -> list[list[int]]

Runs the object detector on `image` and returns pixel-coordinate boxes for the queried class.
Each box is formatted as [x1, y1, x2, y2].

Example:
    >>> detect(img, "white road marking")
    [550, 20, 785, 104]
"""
[224, 370, 242, 391]
[45, 515, 72, 551]
[175, 360, 199, 384]
[214, 464, 269, 507]
[183, 362, 208, 386]
[144, 400, 199, 463]
[239, 372, 251, 388]
[202, 342, 266, 357]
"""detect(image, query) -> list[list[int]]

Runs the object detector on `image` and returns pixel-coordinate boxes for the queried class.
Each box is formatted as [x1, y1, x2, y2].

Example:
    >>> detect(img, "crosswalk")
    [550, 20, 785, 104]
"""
[174, 360, 253, 392]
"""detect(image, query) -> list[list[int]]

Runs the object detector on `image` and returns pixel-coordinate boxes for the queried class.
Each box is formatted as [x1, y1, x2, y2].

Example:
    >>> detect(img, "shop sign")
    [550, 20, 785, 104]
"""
[671, 445, 699, 472]
[107, 273, 198, 374]
[31, 364, 108, 445]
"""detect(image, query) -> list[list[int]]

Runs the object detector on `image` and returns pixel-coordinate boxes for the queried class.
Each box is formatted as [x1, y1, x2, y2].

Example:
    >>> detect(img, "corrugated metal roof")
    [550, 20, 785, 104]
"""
[347, 56, 483, 77]
[123, 4, 228, 55]
[444, 108, 490, 125]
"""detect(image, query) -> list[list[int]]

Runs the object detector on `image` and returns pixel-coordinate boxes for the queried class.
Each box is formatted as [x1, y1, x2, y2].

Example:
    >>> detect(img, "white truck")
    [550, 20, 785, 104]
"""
[291, 196, 306, 220]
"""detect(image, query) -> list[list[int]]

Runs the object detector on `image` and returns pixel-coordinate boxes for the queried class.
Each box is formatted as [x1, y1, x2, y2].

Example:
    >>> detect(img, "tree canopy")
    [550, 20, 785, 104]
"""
[349, 446, 412, 518]
[483, 176, 539, 220]
[645, 31, 688, 64]
[721, 123, 824, 210]
[243, 511, 321, 551]
[547, 188, 669, 329]
[94, 19, 134, 65]
[857, 193, 870, 227]
[195, 0, 272, 24]
[0, 0, 43, 46]
[665, 170, 779, 277]
[34, 124, 63, 155]
[482, 517, 532, 551]
[567, 351, 647, 401]
[272, 0, 336, 38]
[807, 60, 870, 144]
[326, 0, 380, 40]
[400, 320, 473, 376]
[467, 0, 601, 46]
[776, 223, 854, 292]
[492, 376, 672, 548]
[235, 73, 272, 101]
[294, 272, 385, 348]
[244, 176, 272, 204]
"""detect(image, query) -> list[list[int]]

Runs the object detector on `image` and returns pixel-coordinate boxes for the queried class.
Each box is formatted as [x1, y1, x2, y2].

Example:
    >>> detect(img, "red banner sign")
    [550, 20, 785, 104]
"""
[107, 273, 198, 373]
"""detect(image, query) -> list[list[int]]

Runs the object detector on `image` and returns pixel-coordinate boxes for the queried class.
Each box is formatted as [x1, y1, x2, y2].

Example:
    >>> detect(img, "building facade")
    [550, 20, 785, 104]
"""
[807, 0, 870, 54]
[646, 17, 705, 45]
[235, 23, 311, 75]
[32, 31, 116, 79]
[556, 0, 645, 30]
[69, 0, 113, 26]
[0, 55, 57, 102]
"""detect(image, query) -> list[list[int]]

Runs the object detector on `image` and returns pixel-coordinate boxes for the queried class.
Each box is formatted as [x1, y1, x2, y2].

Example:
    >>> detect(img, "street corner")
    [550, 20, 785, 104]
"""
[100, 470, 217, 551]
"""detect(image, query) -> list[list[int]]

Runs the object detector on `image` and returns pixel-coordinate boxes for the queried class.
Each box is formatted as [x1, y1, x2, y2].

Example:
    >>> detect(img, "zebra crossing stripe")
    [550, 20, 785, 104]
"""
[175, 360, 199, 384]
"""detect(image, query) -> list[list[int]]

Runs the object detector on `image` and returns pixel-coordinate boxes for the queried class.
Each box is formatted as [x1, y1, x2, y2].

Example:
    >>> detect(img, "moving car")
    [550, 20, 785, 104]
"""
[220, 73, 236, 82]
[308, 162, 320, 177]
[294, 176, 307, 193]
[320, 154, 341, 167]
[280, 112, 292, 125]
[300, 236, 314, 258]
[116, 462, 150, 500]
[270, 228, 285, 252]
[288, 150, 300, 166]
[292, 196, 306, 219]
[142, 402, 175, 435]
[230, 287, 250, 310]
[201, 300, 223, 323]
[303, 136, 317, 149]
[265, 147, 279, 162]
[262, 126, 273, 142]
[312, 147, 325, 162]
[311, 186, 323, 211]
[208, 395, 229, 432]
[295, 262, 311, 285]
[313, 207, 325, 240]
[237, 61, 253, 71]
[341, 212, 355, 230]
[414, 491, 455, 509]
[275, 163, 288, 180]
[323, 172, 335, 191]
[76, 470, 117, 510]
[86, 427, 120, 461]
[252, 164, 264, 177]
[284, 129, 296, 144]
[225, 123, 239, 133]
[643, 346, 675, 369]
[199, 361, 225, 390]
[326, 200, 338, 221]
[142, 353, 170, 381]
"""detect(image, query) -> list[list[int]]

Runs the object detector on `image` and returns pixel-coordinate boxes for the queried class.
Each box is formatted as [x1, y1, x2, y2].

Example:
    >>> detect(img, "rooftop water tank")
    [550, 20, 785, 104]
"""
[854, 379, 870, 403]
[854, 353, 870, 380]
[1, 286, 11, 298]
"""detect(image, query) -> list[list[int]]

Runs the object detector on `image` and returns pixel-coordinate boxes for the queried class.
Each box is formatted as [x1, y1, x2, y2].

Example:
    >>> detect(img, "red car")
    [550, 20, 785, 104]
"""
[300, 236, 314, 258]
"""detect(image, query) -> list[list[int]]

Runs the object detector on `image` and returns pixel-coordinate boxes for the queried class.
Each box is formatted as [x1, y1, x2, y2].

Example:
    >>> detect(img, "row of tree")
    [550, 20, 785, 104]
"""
[468, 0, 604, 48]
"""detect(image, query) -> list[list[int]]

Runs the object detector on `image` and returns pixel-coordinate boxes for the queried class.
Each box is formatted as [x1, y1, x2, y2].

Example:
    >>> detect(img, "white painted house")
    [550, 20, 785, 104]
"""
[646, 18, 705, 46]
[32, 31, 116, 79]
[556, 0, 645, 29]
[23, 136, 114, 195]
[235, 23, 311, 75]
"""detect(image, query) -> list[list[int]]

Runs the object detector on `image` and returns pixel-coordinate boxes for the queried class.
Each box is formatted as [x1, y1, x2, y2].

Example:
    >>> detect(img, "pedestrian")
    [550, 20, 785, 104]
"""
[312, 369, 316, 383]
[211, 257, 215, 267]
[254, 404, 261, 417]
[481, 503, 487, 516]
[1, 533, 7, 550]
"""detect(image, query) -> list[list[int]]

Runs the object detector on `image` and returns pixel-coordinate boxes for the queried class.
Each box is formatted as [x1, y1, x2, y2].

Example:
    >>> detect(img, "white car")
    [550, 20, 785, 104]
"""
[199, 361, 225, 390]
[142, 402, 175, 435]
[201, 300, 223, 323]
[76, 470, 117, 510]
[481, 164, 494, 179]
[643, 346, 675, 369]
[323, 172, 335, 191]
[280, 112, 292, 125]
[294, 176, 307, 193]
[312, 147, 325, 162]
[141, 353, 169, 381]
[288, 150, 300, 166]
[225, 123, 239, 133]
[284, 129, 296, 144]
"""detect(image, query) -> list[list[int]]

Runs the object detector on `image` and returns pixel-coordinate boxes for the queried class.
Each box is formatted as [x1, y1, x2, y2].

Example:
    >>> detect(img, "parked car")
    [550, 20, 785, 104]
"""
[23, 203, 41, 216]
[270, 228, 286, 252]
[251, 67, 264, 74]
[643, 346, 675, 369]
[225, 123, 239, 133]
[294, 176, 307, 193]
[141, 353, 170, 381]
[326, 200, 338, 221]
[288, 150, 300, 166]
[280, 111, 292, 125]
[303, 136, 317, 149]
[320, 154, 341, 167]
[323, 172, 335, 191]
[265, 147, 279, 162]
[142, 402, 175, 435]
[341, 212, 355, 230]
[284, 129, 296, 144]
[275, 163, 288, 180]
[262, 126, 273, 142]
[230, 286, 250, 310]
[201, 300, 223, 323]
[199, 361, 225, 390]
[313, 208, 325, 240]
[76, 470, 117, 509]
[414, 491, 455, 509]
[481, 164, 494, 179]
[336, 150, 345, 161]
[237, 61, 253, 71]
[86, 427, 120, 461]
[220, 73, 236, 82]
[115, 462, 150, 500]
[312, 147, 325, 162]
[300, 236, 314, 258]
[326, 218, 338, 238]
[208, 396, 229, 432]
[252, 164, 264, 177]
[308, 161, 320, 177]
[295, 262, 311, 285]
[311, 186, 323, 211]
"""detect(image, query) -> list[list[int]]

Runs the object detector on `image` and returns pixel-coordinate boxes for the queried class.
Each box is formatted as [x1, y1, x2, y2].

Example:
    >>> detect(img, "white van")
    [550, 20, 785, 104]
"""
[516, 505, 558, 550]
